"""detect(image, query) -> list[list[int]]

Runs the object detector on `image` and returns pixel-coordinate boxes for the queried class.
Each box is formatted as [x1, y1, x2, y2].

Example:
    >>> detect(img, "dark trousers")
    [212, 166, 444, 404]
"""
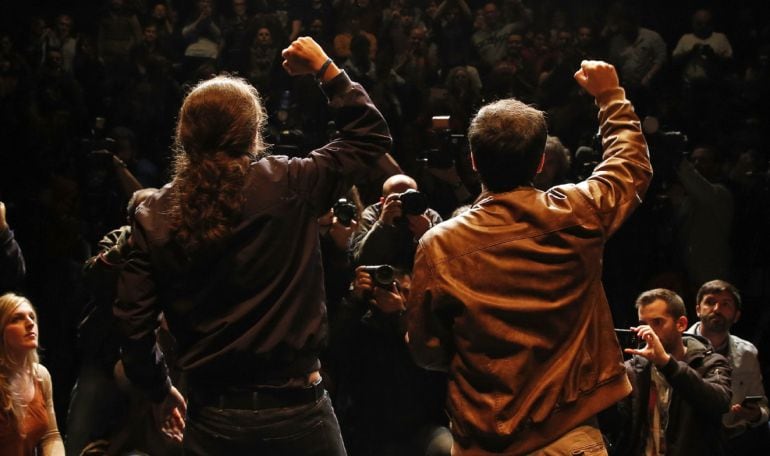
[183, 390, 347, 456]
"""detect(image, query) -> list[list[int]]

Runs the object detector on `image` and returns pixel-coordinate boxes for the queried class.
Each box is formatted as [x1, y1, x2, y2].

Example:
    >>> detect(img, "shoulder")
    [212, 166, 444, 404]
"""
[34, 364, 52, 386]
[730, 333, 759, 357]
[685, 321, 701, 335]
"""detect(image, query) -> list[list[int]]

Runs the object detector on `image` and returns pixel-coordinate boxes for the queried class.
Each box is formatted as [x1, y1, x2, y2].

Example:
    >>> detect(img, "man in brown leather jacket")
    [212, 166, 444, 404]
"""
[406, 60, 652, 455]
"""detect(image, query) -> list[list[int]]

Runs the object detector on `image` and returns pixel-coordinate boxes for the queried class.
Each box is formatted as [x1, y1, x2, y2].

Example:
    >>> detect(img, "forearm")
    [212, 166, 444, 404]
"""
[661, 357, 732, 416]
[115, 228, 171, 402]
[289, 19, 302, 41]
[182, 21, 198, 38]
[113, 161, 144, 198]
[579, 86, 652, 234]
[118, 328, 172, 401]
[643, 62, 663, 83]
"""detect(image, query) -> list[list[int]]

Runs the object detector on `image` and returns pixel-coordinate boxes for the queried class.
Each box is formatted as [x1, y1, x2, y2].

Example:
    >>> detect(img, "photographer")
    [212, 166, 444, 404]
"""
[350, 174, 442, 270]
[331, 265, 451, 456]
[81, 124, 150, 246]
[319, 189, 364, 311]
[671, 144, 734, 293]
[672, 9, 733, 88]
[672, 8, 733, 133]
[604, 289, 732, 455]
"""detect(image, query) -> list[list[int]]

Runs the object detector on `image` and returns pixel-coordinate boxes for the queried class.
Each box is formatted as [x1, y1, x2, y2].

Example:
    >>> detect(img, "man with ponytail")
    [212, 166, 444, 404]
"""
[115, 36, 391, 454]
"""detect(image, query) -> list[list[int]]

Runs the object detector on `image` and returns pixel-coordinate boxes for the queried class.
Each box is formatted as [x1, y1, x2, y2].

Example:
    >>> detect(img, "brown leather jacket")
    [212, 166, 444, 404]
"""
[406, 87, 652, 455]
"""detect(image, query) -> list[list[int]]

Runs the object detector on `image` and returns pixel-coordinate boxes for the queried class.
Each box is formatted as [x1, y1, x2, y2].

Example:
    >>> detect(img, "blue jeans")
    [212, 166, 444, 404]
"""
[183, 390, 346, 456]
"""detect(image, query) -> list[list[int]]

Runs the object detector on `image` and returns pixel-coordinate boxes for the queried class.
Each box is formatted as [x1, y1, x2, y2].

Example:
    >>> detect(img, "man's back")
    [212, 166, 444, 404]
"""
[407, 62, 652, 454]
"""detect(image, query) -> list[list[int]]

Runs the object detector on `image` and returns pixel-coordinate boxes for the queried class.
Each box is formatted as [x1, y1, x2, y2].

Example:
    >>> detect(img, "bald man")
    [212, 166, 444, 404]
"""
[350, 174, 442, 270]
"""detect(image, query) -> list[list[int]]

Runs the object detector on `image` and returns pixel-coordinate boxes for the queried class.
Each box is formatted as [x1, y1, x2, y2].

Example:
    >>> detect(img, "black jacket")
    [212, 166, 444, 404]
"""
[115, 72, 391, 400]
[606, 334, 732, 456]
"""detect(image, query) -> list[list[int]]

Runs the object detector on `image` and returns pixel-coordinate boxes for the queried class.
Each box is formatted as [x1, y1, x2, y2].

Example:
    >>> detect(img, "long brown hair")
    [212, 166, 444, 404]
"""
[169, 75, 266, 255]
[0, 293, 40, 434]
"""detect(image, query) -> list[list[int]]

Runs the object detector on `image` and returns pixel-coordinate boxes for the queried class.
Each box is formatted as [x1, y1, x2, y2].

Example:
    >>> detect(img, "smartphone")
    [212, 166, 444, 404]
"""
[741, 395, 764, 406]
[615, 329, 641, 350]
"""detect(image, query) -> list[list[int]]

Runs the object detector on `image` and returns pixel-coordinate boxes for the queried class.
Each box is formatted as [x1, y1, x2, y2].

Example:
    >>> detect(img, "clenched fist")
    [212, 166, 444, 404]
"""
[282, 37, 340, 82]
[573, 60, 620, 98]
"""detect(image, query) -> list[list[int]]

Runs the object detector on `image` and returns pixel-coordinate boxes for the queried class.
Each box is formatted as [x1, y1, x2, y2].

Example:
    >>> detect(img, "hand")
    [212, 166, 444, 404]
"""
[731, 403, 762, 423]
[371, 282, 406, 315]
[153, 385, 187, 443]
[282, 37, 339, 80]
[198, 7, 211, 21]
[328, 216, 357, 251]
[624, 325, 671, 367]
[351, 266, 374, 301]
[0, 201, 7, 230]
[407, 214, 432, 239]
[573, 60, 620, 98]
[379, 193, 403, 226]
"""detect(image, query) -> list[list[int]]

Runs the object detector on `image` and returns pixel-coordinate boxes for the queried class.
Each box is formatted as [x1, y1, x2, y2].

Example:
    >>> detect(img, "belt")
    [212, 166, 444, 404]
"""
[189, 382, 325, 410]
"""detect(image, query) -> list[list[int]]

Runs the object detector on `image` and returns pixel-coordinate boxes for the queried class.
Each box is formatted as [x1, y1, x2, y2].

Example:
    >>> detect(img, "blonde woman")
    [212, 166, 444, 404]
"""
[0, 293, 64, 455]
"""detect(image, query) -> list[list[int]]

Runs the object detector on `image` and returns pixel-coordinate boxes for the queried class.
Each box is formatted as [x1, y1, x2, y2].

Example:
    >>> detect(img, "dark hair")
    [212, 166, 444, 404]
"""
[696, 280, 742, 311]
[635, 288, 686, 319]
[169, 75, 266, 255]
[467, 99, 547, 192]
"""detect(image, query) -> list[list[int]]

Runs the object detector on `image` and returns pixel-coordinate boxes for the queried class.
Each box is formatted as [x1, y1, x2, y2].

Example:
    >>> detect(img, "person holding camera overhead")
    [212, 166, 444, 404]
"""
[350, 174, 442, 270]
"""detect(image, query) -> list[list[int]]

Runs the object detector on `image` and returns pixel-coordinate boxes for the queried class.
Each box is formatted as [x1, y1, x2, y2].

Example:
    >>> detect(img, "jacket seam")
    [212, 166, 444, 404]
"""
[431, 221, 586, 265]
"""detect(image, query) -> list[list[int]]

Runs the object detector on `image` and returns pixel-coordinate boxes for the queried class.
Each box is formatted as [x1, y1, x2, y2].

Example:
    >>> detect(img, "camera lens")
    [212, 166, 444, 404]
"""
[399, 189, 428, 215]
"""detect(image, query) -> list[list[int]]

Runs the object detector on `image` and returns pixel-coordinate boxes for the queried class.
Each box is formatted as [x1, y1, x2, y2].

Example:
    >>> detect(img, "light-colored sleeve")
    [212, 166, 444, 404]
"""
[737, 345, 769, 427]
[672, 35, 692, 58]
[715, 33, 733, 59]
[37, 364, 65, 456]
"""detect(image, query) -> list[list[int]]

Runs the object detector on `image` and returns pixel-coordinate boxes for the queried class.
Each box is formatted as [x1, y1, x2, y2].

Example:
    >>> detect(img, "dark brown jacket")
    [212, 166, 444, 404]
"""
[406, 87, 652, 455]
[115, 72, 391, 400]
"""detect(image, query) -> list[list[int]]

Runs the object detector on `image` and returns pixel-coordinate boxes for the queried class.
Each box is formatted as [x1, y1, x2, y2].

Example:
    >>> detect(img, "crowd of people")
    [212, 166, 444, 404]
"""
[1, 0, 770, 455]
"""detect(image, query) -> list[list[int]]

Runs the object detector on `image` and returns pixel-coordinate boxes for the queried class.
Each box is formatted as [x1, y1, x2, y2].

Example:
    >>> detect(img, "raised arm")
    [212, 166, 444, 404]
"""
[573, 60, 653, 236]
[282, 37, 392, 215]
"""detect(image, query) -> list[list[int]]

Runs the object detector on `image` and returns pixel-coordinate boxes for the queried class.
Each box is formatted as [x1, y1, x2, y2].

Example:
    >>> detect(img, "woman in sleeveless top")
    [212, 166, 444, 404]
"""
[0, 293, 64, 455]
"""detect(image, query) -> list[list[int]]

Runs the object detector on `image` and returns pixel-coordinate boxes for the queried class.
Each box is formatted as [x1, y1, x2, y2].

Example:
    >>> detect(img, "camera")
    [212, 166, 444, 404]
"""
[398, 189, 428, 216]
[614, 328, 641, 350]
[417, 115, 467, 169]
[332, 198, 357, 227]
[360, 265, 395, 288]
